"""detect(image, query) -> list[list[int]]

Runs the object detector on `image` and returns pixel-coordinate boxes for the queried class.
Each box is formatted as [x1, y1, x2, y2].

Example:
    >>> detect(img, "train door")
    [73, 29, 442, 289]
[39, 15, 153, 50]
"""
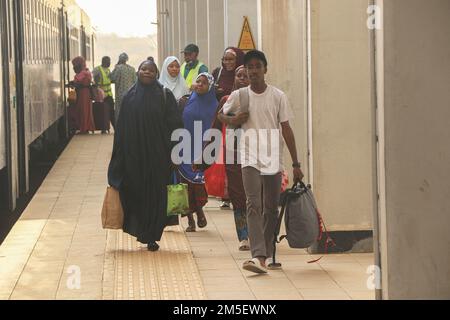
[13, 0, 26, 195]
[0, 5, 6, 210]
[59, 7, 69, 137]
[0, 0, 25, 211]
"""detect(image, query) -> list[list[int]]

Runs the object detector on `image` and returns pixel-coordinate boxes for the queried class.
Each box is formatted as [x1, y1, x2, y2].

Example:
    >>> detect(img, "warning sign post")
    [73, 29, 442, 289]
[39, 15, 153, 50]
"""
[238, 16, 256, 52]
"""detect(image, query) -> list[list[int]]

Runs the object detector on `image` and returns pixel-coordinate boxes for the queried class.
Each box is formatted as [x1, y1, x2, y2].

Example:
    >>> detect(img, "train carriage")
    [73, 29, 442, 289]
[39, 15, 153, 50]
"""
[0, 0, 95, 212]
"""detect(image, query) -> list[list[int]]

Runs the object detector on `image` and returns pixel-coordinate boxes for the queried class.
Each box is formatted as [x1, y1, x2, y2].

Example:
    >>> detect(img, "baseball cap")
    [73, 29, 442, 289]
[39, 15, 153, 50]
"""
[181, 44, 199, 54]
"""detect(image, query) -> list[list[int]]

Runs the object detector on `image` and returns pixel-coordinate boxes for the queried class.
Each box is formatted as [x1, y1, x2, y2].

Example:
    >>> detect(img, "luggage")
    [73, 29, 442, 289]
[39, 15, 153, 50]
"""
[205, 124, 226, 198]
[272, 182, 335, 264]
[68, 88, 77, 104]
[93, 101, 111, 131]
[281, 170, 289, 193]
[101, 186, 124, 229]
[167, 173, 190, 216]
[90, 84, 105, 103]
[67, 102, 78, 133]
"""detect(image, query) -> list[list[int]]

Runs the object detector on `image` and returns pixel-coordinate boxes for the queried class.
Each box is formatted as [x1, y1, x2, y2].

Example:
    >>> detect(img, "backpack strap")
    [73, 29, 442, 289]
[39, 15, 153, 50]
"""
[238, 87, 250, 113]
[307, 208, 336, 264]
[272, 189, 290, 266]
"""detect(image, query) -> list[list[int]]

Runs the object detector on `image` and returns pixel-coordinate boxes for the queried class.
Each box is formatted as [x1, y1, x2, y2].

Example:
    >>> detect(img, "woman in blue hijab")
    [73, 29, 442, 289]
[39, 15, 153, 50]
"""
[178, 73, 218, 232]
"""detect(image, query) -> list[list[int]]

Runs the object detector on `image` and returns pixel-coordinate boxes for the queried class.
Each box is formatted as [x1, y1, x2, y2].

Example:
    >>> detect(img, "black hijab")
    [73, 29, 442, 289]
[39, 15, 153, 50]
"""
[108, 60, 183, 243]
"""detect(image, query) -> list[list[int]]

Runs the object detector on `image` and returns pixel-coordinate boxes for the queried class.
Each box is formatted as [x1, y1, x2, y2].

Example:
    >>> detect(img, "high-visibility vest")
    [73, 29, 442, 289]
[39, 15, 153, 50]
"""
[181, 61, 205, 89]
[98, 67, 113, 97]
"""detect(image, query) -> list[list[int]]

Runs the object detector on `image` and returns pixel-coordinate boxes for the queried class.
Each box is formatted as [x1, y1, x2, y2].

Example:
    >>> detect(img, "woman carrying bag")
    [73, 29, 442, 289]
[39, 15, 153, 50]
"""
[107, 60, 184, 252]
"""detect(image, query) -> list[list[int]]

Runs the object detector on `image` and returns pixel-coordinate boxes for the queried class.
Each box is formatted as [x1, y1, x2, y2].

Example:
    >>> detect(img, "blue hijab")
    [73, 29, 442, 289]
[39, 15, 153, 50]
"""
[179, 73, 218, 183]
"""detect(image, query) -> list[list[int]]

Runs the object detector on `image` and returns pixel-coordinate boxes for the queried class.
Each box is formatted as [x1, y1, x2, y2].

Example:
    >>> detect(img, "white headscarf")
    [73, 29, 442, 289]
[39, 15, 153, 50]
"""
[159, 56, 189, 100]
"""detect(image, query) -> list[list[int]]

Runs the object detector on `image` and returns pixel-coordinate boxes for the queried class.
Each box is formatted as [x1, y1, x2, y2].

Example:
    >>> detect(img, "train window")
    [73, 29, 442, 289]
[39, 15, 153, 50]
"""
[40, 1, 44, 63]
[26, 0, 31, 63]
[52, 10, 56, 62]
[31, 0, 36, 63]
[23, 0, 29, 63]
[46, 5, 50, 63]
[70, 27, 80, 60]
[45, 4, 50, 63]
[86, 36, 91, 61]
[43, 4, 47, 63]
[51, 10, 54, 62]
[54, 10, 58, 62]
[38, 1, 42, 62]
[53, 10, 56, 63]
[48, 8, 52, 63]
[44, 2, 47, 63]
[36, 0, 39, 62]
[7, 1, 12, 62]
[42, 3, 45, 63]
[34, 0, 38, 63]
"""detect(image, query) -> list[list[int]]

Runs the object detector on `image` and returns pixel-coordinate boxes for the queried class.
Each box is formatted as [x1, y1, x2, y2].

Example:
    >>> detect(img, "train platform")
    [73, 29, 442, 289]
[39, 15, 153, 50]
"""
[0, 134, 375, 300]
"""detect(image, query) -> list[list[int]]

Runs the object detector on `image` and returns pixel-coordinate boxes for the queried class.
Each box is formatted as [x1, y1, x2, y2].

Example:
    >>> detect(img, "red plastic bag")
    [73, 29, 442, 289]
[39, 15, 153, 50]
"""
[205, 163, 226, 198]
[205, 125, 226, 198]
[281, 170, 289, 193]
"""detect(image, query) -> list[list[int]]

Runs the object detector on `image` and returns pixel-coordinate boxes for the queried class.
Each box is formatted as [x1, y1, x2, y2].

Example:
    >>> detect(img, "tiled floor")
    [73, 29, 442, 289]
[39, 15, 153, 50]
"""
[0, 134, 375, 300]
[182, 204, 375, 300]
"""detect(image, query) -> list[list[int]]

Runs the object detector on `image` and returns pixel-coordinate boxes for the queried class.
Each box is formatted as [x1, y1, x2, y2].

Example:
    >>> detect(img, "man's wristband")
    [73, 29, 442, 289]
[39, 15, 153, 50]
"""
[292, 162, 301, 168]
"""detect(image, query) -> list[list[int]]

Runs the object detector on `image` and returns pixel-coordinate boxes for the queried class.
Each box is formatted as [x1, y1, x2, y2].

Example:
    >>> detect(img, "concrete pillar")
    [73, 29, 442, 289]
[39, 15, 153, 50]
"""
[309, 0, 375, 233]
[376, 0, 450, 299]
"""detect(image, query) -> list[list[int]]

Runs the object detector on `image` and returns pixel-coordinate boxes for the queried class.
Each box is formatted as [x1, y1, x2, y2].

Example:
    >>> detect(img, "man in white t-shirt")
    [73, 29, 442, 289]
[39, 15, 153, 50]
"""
[223, 50, 304, 274]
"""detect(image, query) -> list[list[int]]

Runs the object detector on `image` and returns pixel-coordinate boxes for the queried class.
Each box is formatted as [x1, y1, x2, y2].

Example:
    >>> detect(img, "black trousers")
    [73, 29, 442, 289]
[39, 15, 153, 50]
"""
[104, 96, 115, 129]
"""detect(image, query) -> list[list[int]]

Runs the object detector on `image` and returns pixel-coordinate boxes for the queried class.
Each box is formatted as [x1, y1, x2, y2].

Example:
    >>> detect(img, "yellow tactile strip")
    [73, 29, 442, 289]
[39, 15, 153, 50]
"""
[105, 226, 206, 300]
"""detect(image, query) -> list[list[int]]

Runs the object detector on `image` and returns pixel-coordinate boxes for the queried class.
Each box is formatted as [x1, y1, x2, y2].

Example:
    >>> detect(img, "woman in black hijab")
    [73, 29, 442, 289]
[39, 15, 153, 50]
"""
[108, 60, 184, 251]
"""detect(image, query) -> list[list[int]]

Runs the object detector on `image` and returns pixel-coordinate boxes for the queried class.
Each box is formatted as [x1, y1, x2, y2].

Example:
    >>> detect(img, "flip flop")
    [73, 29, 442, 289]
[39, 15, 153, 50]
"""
[242, 258, 267, 274]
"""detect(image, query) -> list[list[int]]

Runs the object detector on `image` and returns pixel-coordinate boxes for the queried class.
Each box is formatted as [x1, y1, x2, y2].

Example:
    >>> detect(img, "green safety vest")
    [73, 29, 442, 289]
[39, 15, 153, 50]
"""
[98, 67, 113, 97]
[181, 61, 205, 89]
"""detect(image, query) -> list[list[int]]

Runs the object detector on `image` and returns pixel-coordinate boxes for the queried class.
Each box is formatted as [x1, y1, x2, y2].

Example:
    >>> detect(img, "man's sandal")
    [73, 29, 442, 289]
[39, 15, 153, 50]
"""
[242, 258, 268, 274]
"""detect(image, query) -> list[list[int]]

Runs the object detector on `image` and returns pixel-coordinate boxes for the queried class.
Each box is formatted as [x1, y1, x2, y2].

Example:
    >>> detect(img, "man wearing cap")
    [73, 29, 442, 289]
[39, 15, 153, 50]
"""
[110, 53, 137, 123]
[180, 44, 209, 90]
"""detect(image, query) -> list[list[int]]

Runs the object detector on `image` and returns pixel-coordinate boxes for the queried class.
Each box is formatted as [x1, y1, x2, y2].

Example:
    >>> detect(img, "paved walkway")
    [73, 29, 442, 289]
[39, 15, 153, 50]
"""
[0, 135, 374, 300]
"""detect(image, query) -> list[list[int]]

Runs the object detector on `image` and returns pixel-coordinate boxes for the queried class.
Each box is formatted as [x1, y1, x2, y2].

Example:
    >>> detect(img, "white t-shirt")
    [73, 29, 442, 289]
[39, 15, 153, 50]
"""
[223, 85, 293, 174]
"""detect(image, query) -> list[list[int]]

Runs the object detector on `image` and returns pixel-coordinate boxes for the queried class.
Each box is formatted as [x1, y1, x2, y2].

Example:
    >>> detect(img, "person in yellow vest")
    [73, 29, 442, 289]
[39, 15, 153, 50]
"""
[93, 56, 114, 132]
[181, 44, 209, 91]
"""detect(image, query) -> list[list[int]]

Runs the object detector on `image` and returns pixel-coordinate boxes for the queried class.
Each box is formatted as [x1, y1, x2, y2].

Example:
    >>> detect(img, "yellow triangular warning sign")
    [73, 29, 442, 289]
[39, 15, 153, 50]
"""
[238, 16, 256, 52]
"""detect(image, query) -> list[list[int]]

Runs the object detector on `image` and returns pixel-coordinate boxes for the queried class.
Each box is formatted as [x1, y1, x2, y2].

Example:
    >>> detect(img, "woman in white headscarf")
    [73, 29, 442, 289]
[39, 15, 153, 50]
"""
[159, 56, 190, 101]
